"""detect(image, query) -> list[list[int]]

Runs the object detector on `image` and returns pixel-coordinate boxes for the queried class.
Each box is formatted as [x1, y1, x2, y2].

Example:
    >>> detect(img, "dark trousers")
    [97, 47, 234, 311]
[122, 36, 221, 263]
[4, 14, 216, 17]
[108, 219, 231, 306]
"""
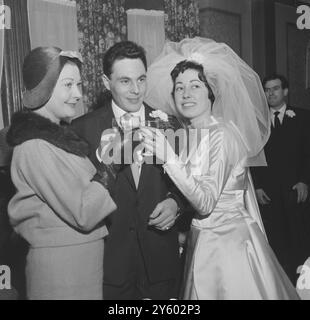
[260, 189, 310, 284]
[103, 232, 179, 300]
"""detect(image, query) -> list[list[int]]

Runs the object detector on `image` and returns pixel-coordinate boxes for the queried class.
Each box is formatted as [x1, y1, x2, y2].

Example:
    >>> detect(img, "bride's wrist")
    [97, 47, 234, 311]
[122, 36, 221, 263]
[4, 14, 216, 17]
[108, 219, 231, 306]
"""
[165, 152, 179, 165]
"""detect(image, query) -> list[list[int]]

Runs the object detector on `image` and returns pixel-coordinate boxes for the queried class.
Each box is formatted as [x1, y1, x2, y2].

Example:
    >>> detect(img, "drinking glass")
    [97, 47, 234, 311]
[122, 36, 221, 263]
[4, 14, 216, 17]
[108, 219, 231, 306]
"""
[141, 120, 161, 157]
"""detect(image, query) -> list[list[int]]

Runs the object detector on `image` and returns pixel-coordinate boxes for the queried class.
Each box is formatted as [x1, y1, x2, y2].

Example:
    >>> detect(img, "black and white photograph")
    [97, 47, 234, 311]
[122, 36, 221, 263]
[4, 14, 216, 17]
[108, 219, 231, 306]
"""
[0, 0, 310, 303]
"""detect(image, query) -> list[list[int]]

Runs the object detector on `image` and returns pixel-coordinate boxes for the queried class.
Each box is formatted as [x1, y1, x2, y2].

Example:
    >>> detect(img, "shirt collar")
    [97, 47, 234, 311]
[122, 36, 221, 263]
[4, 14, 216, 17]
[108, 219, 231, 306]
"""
[270, 103, 287, 116]
[111, 100, 145, 126]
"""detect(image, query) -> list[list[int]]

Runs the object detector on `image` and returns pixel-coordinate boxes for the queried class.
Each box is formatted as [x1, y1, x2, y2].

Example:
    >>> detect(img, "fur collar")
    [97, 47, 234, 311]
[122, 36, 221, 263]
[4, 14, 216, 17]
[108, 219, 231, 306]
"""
[7, 111, 89, 157]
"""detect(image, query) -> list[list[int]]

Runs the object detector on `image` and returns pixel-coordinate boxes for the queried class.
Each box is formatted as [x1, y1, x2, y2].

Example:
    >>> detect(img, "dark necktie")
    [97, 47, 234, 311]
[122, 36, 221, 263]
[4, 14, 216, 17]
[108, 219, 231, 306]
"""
[120, 113, 141, 188]
[274, 111, 281, 129]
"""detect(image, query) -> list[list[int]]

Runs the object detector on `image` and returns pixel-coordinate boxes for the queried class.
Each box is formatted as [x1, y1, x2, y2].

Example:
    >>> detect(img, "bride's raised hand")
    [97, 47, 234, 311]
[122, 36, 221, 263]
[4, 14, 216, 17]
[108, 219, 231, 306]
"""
[140, 127, 177, 163]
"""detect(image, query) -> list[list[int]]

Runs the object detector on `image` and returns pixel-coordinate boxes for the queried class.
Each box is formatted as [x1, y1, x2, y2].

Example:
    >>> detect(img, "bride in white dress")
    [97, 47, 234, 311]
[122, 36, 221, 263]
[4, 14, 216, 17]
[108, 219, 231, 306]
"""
[141, 37, 299, 300]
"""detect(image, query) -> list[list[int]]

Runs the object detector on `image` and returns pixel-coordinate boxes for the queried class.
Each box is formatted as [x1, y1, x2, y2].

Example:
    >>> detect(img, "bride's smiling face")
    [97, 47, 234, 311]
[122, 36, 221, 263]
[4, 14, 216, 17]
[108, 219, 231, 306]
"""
[173, 69, 212, 122]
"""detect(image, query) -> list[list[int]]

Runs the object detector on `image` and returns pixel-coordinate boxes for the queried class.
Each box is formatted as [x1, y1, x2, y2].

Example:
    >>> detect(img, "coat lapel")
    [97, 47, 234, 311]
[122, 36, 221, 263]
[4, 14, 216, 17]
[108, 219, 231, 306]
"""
[99, 102, 115, 131]
[123, 165, 137, 191]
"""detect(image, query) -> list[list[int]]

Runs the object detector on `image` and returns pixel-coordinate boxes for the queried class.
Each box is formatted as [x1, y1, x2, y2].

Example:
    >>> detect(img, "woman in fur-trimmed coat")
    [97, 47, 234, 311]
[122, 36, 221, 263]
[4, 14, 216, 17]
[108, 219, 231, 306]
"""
[6, 47, 116, 300]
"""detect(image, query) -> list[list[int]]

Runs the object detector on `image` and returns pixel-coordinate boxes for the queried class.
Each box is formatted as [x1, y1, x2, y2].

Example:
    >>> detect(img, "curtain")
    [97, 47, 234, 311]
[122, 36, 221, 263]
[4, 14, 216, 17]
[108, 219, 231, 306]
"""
[76, 0, 127, 110]
[127, 9, 165, 65]
[0, 0, 5, 129]
[164, 0, 199, 41]
[1, 0, 31, 127]
[27, 0, 78, 50]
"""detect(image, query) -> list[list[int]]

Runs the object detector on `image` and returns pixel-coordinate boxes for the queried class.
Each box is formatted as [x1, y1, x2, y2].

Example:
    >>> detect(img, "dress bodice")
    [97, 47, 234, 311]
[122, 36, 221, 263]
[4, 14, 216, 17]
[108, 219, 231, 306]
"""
[163, 119, 250, 228]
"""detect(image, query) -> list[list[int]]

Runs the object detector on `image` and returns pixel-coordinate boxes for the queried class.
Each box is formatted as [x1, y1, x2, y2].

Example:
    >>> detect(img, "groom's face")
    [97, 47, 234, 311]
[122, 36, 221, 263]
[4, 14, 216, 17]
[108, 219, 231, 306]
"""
[102, 58, 147, 113]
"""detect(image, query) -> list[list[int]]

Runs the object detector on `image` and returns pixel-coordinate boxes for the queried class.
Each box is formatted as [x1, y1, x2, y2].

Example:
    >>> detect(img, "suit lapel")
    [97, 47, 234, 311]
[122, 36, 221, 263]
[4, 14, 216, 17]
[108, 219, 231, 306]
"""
[267, 107, 297, 154]
[282, 109, 290, 128]
[123, 165, 137, 191]
[118, 103, 159, 192]
[98, 102, 115, 132]
[282, 108, 296, 128]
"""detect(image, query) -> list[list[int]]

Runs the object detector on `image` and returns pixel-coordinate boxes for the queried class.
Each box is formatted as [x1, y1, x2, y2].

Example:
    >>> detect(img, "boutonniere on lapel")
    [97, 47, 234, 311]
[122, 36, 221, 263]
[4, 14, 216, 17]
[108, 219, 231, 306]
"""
[285, 110, 296, 118]
[149, 109, 169, 122]
[148, 110, 175, 129]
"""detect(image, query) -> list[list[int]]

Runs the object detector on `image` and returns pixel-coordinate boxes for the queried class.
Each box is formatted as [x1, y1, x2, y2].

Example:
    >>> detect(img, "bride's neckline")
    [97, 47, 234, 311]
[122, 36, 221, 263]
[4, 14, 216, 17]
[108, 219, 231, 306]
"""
[189, 115, 218, 129]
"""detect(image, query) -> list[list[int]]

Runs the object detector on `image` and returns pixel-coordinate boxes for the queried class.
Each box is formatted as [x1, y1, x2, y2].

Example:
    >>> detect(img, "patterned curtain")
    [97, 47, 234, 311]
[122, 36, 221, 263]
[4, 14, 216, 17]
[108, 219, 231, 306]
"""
[1, 0, 31, 126]
[164, 0, 199, 42]
[76, 0, 127, 110]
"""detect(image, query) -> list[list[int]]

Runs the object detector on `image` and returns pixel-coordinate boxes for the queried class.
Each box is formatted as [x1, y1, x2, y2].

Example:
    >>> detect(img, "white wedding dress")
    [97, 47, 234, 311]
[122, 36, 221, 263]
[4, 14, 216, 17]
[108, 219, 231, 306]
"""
[163, 118, 299, 300]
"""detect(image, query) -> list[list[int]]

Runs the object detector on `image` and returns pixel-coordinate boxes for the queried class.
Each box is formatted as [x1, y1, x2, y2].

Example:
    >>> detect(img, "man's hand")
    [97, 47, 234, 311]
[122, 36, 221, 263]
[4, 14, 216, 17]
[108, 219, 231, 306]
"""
[148, 198, 179, 231]
[255, 188, 271, 205]
[292, 182, 308, 203]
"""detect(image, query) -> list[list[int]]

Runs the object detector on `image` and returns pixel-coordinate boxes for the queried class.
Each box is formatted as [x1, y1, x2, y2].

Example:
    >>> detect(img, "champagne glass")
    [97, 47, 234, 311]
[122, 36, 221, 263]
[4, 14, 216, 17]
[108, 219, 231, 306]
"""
[141, 120, 160, 157]
[144, 119, 160, 129]
[118, 115, 142, 131]
[112, 116, 141, 132]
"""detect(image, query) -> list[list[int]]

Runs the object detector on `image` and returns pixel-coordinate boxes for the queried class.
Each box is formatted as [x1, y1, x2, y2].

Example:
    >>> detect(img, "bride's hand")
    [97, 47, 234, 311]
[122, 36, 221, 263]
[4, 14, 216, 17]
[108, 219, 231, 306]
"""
[140, 127, 177, 163]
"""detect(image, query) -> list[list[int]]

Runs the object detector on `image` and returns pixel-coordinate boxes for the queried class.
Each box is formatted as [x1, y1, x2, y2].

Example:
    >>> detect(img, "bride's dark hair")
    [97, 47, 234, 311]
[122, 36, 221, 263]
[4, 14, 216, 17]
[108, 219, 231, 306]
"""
[170, 60, 215, 107]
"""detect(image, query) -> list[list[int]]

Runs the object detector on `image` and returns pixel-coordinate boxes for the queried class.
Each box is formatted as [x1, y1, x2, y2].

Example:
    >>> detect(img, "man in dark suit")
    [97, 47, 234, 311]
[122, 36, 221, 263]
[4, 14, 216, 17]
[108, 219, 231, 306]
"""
[72, 41, 183, 299]
[252, 74, 310, 284]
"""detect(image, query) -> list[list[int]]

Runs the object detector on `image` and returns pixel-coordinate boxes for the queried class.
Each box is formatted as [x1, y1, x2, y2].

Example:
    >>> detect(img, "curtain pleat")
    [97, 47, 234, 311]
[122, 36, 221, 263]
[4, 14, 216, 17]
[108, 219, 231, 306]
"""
[27, 0, 79, 51]
[1, 0, 30, 126]
[127, 9, 165, 65]
[27, 0, 84, 117]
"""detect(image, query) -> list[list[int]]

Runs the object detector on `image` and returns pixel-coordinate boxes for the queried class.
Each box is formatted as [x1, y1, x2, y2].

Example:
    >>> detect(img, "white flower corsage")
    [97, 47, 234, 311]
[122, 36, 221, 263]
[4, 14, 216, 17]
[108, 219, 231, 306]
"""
[149, 110, 169, 122]
[285, 110, 296, 118]
[186, 52, 205, 65]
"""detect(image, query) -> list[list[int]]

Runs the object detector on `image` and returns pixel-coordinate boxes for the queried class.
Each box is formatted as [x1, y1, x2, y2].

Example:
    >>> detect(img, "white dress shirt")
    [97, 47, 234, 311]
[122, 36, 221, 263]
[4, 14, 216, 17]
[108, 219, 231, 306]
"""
[97, 100, 145, 188]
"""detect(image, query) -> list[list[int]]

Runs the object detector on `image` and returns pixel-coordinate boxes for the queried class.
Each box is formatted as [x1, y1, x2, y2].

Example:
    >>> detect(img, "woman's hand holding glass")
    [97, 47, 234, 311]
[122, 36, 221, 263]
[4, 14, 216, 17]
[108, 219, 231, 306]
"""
[139, 127, 178, 164]
[108, 117, 178, 164]
[98, 128, 119, 163]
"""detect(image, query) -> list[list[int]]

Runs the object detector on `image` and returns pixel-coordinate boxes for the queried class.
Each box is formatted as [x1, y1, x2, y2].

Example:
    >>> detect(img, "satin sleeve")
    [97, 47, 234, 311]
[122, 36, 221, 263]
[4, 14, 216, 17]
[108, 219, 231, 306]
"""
[163, 127, 242, 216]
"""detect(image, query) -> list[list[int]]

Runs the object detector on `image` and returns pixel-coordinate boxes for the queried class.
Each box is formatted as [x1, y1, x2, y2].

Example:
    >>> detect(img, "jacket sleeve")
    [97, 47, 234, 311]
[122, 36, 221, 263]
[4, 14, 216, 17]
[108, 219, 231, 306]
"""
[163, 128, 241, 216]
[15, 140, 116, 232]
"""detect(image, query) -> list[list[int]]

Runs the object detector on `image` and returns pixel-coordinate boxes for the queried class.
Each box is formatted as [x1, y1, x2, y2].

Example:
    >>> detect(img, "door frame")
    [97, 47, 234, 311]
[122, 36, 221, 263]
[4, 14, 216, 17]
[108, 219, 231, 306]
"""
[198, 0, 253, 66]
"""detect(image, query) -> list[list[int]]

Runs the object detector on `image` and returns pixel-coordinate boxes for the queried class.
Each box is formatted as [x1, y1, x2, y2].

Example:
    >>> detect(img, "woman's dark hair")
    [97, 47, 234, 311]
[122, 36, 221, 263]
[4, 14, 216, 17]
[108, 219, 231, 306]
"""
[170, 60, 215, 106]
[23, 46, 82, 90]
[103, 41, 147, 78]
[262, 73, 289, 90]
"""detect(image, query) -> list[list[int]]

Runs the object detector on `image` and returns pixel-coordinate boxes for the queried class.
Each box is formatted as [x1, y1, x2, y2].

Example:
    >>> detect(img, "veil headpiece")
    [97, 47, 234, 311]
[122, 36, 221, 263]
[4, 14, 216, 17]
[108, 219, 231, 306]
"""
[145, 37, 270, 167]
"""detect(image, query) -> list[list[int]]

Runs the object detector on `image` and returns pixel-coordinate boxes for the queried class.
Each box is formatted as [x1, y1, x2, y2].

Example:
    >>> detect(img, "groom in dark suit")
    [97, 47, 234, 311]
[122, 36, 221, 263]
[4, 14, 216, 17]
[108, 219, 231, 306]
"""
[71, 41, 183, 299]
[251, 74, 310, 283]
